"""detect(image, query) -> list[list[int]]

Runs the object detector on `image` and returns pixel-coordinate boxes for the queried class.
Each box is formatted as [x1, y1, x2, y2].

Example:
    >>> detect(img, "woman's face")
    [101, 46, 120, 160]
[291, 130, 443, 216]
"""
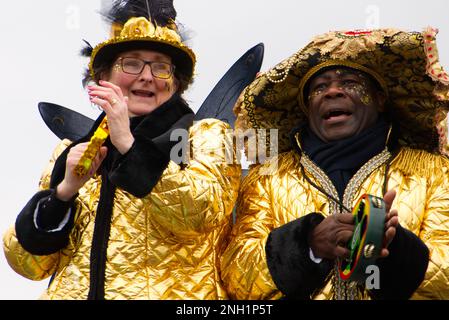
[105, 49, 178, 117]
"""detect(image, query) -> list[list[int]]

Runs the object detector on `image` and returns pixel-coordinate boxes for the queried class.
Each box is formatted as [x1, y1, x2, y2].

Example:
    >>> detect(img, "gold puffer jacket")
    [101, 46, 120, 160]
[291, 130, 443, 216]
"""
[3, 119, 240, 300]
[221, 147, 449, 300]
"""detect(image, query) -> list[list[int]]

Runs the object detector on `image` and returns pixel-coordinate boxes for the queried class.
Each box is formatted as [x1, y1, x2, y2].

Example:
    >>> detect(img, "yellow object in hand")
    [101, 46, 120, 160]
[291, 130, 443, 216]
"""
[73, 117, 109, 176]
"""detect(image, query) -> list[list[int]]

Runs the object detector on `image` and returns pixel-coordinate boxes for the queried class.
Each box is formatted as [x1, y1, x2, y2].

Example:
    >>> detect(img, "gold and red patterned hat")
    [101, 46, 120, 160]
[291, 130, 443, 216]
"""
[234, 28, 449, 155]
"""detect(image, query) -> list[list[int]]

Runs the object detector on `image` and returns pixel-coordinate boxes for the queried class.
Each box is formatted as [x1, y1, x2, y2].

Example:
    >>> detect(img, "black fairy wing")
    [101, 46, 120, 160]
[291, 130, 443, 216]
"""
[38, 102, 95, 141]
[194, 43, 264, 128]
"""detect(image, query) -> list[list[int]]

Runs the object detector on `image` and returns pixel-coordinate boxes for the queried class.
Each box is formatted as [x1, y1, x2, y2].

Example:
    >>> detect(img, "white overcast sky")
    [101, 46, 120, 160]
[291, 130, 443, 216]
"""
[1, 0, 449, 300]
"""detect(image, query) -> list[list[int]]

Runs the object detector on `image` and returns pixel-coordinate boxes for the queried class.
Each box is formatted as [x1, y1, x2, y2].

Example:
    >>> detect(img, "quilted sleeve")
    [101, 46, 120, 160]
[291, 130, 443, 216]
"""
[220, 166, 282, 300]
[3, 226, 60, 281]
[149, 119, 241, 238]
[413, 160, 449, 299]
[38, 139, 72, 191]
[2, 140, 71, 280]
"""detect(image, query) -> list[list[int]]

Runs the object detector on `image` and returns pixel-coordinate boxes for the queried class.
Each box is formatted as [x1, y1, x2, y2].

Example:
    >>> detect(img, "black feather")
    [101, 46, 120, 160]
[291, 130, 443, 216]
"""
[80, 39, 94, 57]
[103, 0, 176, 27]
[82, 69, 92, 88]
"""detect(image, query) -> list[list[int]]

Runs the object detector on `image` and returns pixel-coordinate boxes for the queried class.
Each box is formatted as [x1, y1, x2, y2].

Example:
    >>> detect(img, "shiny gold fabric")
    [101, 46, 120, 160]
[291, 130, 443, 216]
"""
[221, 147, 449, 300]
[3, 119, 240, 300]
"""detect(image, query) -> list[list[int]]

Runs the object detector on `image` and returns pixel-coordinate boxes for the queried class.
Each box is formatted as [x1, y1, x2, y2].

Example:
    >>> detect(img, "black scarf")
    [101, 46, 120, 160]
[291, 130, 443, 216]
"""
[291, 117, 389, 200]
[49, 93, 194, 300]
[49, 93, 194, 192]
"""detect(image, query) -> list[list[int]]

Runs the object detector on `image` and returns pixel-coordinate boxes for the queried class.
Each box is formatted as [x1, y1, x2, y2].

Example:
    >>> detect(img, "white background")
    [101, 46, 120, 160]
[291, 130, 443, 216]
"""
[1, 0, 448, 300]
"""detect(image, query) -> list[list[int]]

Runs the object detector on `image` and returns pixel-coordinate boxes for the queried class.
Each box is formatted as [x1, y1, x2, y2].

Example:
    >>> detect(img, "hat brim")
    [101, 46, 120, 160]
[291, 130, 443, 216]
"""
[90, 38, 195, 82]
[235, 28, 449, 155]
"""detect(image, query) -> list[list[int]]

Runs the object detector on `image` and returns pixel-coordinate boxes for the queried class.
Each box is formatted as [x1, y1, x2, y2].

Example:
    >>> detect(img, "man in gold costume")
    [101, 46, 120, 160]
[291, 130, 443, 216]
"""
[221, 28, 449, 300]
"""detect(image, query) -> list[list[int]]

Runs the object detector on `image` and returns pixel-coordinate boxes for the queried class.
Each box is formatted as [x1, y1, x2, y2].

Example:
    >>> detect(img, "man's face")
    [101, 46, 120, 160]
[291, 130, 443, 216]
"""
[306, 68, 385, 142]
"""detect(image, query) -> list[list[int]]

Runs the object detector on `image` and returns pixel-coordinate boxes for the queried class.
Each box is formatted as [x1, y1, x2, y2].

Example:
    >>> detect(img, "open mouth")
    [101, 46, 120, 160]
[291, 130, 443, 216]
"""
[132, 90, 155, 98]
[323, 109, 352, 120]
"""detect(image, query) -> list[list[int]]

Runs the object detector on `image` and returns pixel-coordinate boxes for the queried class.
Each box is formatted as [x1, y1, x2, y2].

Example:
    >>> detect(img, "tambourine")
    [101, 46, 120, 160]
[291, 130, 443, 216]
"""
[338, 194, 386, 283]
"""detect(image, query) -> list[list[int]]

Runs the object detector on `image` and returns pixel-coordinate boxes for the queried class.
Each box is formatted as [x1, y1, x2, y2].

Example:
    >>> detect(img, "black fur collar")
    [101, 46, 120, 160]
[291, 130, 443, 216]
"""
[50, 93, 194, 193]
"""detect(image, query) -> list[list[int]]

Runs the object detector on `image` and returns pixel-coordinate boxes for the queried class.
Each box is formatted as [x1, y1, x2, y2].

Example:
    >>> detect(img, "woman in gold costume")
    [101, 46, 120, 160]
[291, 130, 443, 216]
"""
[3, 0, 240, 300]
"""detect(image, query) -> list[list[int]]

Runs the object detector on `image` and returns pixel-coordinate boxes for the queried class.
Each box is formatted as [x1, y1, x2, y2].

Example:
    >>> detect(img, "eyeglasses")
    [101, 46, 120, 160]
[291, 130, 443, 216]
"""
[116, 57, 175, 79]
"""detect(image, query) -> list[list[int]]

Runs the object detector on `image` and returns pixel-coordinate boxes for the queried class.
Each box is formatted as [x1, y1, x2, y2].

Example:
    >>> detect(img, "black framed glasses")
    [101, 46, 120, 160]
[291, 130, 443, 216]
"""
[116, 57, 175, 79]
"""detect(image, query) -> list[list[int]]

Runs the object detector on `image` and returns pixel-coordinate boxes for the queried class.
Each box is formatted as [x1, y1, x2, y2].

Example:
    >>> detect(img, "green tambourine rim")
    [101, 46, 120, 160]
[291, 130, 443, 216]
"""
[338, 194, 386, 283]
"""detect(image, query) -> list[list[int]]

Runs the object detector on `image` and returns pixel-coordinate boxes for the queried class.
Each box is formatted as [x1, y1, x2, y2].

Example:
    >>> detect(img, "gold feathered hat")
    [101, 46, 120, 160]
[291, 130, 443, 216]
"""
[82, 0, 195, 90]
[234, 28, 449, 155]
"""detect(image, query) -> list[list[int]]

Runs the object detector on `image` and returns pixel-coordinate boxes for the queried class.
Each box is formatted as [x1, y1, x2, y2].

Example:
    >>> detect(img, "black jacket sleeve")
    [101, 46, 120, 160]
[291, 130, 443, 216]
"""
[265, 213, 333, 299]
[15, 189, 76, 256]
[369, 224, 429, 300]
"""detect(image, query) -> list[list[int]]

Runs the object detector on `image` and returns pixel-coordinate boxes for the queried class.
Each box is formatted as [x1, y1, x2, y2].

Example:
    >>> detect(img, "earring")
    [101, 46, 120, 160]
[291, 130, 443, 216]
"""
[165, 78, 174, 92]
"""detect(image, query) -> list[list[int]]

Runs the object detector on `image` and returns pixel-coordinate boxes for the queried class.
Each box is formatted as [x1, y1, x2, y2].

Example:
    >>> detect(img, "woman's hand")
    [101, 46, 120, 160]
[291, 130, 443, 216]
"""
[88, 80, 135, 154]
[56, 142, 108, 201]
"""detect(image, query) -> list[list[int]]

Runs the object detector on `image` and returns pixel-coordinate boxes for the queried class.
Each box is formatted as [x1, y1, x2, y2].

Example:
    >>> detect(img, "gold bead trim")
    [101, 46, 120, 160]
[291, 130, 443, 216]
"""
[266, 53, 299, 84]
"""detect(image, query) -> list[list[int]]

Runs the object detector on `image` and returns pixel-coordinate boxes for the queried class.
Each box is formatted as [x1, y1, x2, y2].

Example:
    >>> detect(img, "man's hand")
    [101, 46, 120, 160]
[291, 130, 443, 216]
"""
[309, 189, 400, 261]
[308, 212, 354, 260]
[380, 189, 399, 258]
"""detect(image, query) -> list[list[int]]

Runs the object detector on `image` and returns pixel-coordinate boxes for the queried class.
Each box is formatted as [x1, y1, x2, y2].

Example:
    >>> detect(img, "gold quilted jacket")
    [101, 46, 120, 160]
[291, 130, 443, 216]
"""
[3, 119, 240, 300]
[221, 147, 449, 300]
